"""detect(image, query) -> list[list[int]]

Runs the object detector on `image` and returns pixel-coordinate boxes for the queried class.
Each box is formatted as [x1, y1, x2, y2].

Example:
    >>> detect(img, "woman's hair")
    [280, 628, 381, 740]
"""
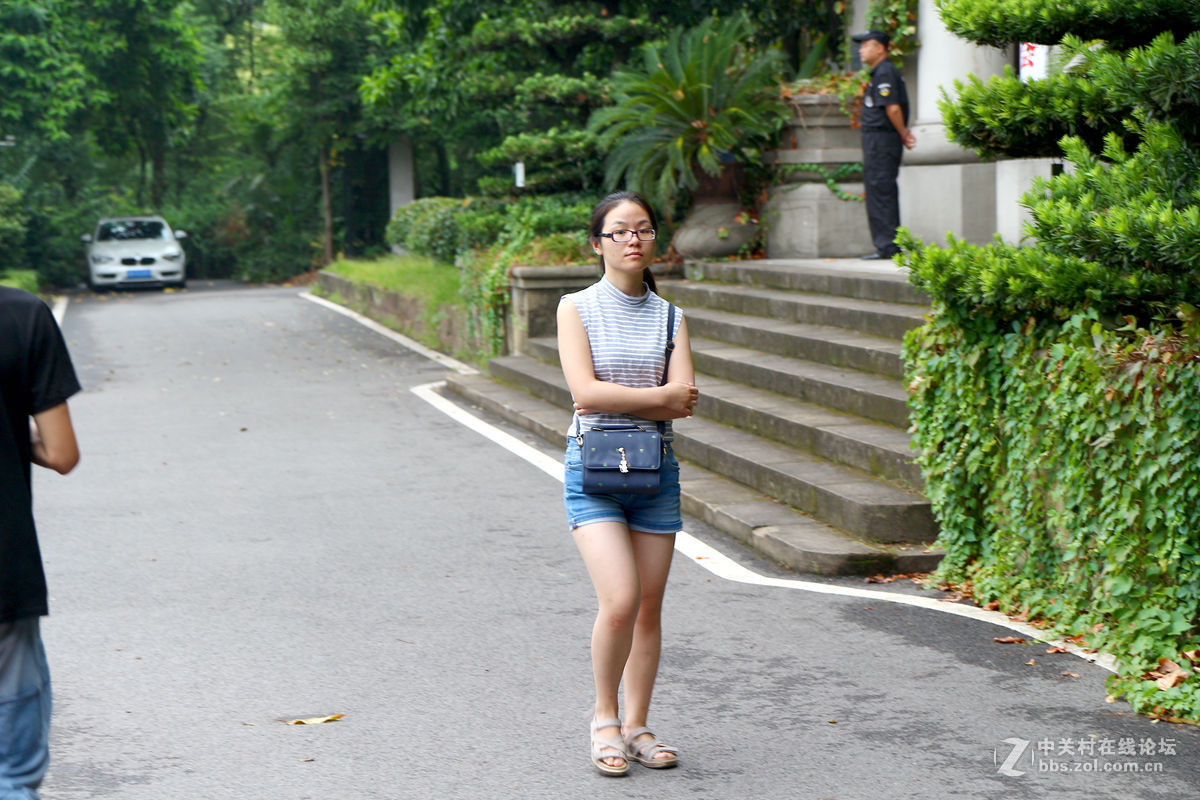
[587, 191, 659, 294]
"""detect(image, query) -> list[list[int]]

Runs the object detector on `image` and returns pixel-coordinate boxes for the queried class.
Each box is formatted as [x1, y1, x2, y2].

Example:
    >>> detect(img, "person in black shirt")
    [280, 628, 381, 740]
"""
[852, 30, 916, 259]
[0, 286, 81, 798]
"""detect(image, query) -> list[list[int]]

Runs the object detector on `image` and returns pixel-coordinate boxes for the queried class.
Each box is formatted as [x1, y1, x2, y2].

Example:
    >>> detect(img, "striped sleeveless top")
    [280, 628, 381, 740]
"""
[564, 277, 683, 441]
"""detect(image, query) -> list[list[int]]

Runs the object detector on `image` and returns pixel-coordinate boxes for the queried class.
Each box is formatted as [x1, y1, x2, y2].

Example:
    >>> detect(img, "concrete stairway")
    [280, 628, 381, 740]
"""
[443, 258, 940, 575]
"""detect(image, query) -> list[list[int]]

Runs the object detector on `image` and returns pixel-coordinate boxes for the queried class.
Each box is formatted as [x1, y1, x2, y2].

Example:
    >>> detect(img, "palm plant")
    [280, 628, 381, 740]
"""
[588, 13, 789, 214]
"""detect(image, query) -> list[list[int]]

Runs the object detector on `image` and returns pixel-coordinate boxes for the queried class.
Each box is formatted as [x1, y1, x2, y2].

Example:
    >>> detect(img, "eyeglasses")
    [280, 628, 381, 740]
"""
[599, 228, 656, 243]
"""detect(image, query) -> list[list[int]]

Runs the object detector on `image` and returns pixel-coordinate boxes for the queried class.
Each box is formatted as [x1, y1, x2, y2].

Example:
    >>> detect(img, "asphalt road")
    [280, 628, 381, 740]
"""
[29, 283, 1200, 799]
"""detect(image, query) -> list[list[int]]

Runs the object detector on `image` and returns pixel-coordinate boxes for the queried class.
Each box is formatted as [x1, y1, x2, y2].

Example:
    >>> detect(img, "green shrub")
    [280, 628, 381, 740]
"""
[384, 193, 593, 266]
[909, 0, 1200, 722]
[906, 309, 1200, 719]
[940, 68, 1129, 160]
[0, 269, 39, 293]
[385, 197, 464, 264]
[935, 0, 1200, 49]
[588, 13, 789, 213]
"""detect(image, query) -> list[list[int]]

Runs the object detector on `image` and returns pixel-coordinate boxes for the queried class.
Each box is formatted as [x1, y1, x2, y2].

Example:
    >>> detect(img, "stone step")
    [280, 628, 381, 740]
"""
[659, 280, 927, 341]
[689, 337, 910, 429]
[484, 355, 935, 544]
[522, 337, 919, 489]
[690, 375, 922, 491]
[442, 371, 941, 575]
[682, 258, 930, 305]
[683, 305, 904, 379]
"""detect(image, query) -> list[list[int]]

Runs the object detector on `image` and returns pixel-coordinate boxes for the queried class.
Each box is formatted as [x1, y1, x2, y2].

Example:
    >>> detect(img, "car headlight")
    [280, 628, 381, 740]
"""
[162, 252, 183, 262]
[91, 254, 113, 264]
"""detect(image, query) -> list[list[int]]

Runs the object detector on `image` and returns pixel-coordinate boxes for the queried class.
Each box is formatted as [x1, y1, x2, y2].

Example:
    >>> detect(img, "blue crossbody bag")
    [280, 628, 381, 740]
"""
[578, 304, 675, 495]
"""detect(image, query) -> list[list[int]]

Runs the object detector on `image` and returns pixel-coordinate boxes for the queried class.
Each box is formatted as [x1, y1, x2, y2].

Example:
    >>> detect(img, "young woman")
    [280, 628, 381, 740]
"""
[557, 191, 698, 775]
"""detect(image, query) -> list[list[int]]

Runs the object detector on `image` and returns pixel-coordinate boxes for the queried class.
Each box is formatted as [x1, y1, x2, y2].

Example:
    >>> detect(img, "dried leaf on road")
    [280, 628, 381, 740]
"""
[1025, 659, 1036, 666]
[993, 636, 1025, 644]
[1046, 646, 1069, 654]
[279, 714, 344, 725]
[1061, 672, 1080, 679]
[1155, 658, 1190, 690]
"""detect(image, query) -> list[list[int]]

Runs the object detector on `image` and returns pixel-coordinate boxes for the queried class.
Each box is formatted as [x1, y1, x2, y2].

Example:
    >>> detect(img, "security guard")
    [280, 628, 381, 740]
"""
[852, 30, 916, 259]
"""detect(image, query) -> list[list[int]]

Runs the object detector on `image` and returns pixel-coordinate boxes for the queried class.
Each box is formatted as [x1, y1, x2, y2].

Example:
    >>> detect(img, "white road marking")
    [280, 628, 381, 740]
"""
[52, 296, 68, 326]
[301, 288, 1116, 674]
[410, 381, 1117, 674]
[300, 290, 478, 375]
[411, 381, 564, 482]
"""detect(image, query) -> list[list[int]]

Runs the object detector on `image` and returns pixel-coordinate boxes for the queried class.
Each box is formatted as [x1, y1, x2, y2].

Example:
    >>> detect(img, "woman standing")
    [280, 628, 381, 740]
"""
[557, 191, 698, 775]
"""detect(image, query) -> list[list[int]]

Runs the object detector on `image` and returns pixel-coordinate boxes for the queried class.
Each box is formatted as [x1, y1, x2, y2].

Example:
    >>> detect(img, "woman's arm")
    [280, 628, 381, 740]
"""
[558, 299, 697, 416]
[604, 317, 697, 419]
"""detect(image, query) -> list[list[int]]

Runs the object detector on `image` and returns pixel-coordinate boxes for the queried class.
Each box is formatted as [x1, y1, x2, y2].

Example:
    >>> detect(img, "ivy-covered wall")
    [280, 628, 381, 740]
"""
[906, 309, 1200, 719]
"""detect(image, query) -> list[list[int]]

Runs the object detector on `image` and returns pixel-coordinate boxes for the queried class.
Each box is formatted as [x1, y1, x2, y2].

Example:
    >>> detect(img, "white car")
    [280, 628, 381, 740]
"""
[82, 216, 187, 290]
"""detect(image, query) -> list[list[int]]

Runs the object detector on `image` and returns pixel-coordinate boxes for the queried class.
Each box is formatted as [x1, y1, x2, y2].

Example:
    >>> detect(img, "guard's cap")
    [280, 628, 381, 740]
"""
[852, 30, 891, 47]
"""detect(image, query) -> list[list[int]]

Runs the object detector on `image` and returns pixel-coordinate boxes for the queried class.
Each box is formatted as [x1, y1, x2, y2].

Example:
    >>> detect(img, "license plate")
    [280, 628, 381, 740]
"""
[126, 269, 152, 279]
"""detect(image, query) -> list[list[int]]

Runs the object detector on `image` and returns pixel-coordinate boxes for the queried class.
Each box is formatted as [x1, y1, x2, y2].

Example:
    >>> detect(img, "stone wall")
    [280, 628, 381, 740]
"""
[316, 270, 483, 358]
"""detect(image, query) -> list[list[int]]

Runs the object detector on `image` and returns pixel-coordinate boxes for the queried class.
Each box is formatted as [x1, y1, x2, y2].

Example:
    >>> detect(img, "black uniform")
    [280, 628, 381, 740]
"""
[860, 59, 909, 257]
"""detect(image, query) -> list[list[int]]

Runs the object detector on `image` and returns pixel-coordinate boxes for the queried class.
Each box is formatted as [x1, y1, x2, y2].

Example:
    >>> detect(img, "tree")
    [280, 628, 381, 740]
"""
[266, 0, 386, 265]
[360, 0, 847, 200]
[67, 0, 205, 208]
[0, 1, 90, 142]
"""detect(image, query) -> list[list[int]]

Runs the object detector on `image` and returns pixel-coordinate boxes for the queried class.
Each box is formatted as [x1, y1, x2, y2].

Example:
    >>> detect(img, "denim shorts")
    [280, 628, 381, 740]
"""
[563, 438, 682, 535]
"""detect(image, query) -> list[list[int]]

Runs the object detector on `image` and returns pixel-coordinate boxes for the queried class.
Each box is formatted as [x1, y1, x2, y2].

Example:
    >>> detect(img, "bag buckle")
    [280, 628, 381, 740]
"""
[617, 447, 630, 473]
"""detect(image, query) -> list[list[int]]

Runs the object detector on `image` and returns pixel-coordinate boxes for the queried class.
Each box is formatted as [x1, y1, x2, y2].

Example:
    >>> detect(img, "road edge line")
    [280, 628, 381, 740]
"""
[409, 380, 1117, 674]
[299, 290, 478, 375]
[52, 296, 68, 326]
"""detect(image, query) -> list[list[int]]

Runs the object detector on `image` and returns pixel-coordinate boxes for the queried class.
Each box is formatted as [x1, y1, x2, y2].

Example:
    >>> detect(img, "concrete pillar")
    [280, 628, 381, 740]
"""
[890, 0, 1015, 244]
[388, 137, 415, 218]
[995, 157, 1059, 245]
[907, 0, 1012, 165]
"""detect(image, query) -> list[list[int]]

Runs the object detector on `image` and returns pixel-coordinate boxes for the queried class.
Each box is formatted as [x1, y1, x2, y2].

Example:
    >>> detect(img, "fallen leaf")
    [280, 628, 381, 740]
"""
[1182, 649, 1200, 663]
[994, 636, 1025, 644]
[1046, 646, 1069, 654]
[1157, 672, 1188, 690]
[1025, 659, 1036, 666]
[984, 601, 1000, 611]
[1061, 672, 1080, 679]
[1155, 658, 1189, 690]
[280, 714, 344, 725]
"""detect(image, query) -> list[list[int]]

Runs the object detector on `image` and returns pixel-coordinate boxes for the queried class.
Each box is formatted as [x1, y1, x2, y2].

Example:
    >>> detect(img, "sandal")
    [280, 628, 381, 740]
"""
[590, 717, 629, 776]
[623, 726, 678, 769]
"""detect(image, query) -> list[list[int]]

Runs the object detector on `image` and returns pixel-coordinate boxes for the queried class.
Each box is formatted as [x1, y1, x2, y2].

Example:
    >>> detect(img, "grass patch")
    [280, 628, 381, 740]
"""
[325, 253, 462, 309]
[0, 270, 40, 293]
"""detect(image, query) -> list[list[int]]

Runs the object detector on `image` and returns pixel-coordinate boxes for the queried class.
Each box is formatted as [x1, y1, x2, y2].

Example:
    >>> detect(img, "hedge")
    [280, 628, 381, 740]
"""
[905, 308, 1200, 719]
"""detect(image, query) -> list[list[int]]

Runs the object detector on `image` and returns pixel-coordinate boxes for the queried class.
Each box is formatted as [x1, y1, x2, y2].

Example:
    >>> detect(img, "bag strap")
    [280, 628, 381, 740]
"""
[657, 303, 676, 440]
[660, 303, 676, 387]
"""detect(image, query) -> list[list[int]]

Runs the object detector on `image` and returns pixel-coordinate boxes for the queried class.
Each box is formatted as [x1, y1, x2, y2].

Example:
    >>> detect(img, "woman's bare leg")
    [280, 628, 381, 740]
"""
[573, 521, 640, 768]
[622, 530, 676, 760]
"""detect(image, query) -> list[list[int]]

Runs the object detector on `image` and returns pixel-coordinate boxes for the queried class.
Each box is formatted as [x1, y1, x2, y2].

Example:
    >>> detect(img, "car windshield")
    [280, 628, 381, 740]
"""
[97, 220, 169, 241]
